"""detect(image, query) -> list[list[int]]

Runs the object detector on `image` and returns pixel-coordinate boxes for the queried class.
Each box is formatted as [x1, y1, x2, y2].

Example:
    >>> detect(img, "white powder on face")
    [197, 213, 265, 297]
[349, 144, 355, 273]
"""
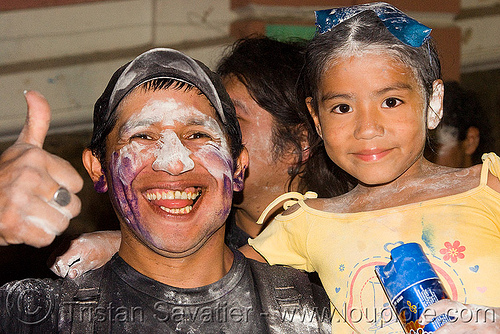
[117, 97, 232, 182]
[152, 131, 195, 174]
[117, 141, 152, 185]
[193, 143, 233, 181]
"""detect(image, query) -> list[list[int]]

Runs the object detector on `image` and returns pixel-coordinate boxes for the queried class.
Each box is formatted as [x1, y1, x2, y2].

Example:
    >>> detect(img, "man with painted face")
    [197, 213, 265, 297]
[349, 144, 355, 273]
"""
[0, 48, 330, 333]
[48, 37, 353, 279]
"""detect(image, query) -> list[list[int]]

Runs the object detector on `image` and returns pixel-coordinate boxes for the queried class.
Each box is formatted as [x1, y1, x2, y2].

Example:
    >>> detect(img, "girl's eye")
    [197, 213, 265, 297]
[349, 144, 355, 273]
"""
[332, 104, 352, 114]
[382, 98, 402, 108]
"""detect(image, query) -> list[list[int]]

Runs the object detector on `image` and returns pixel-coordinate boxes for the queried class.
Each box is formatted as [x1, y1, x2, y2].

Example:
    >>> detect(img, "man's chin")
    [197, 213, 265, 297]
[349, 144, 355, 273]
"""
[143, 232, 221, 259]
[148, 242, 207, 259]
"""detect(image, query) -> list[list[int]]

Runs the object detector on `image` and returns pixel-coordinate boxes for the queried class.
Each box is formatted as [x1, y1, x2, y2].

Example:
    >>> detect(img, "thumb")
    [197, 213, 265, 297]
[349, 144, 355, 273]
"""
[16, 90, 51, 148]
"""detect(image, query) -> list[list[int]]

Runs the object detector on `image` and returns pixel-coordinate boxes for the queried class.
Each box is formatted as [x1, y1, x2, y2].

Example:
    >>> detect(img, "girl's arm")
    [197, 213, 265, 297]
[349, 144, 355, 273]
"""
[420, 299, 499, 333]
[239, 244, 266, 263]
[50, 230, 121, 278]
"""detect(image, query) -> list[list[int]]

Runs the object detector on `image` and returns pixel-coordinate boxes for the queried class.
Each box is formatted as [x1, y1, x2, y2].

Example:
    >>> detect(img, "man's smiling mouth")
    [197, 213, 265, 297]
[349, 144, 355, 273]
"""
[145, 188, 202, 215]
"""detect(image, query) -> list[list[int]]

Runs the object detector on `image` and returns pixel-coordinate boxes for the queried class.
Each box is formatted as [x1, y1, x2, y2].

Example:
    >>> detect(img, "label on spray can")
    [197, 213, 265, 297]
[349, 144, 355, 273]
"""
[375, 243, 453, 333]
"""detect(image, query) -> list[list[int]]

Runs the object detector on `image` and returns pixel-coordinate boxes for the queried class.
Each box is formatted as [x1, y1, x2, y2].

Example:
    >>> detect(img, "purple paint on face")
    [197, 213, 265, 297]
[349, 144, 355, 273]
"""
[94, 175, 108, 193]
[219, 174, 233, 219]
[233, 168, 245, 192]
[110, 152, 152, 242]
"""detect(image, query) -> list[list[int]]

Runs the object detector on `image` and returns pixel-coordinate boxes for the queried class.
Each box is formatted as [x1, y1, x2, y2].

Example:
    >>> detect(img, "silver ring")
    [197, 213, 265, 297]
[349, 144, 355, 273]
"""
[53, 187, 71, 207]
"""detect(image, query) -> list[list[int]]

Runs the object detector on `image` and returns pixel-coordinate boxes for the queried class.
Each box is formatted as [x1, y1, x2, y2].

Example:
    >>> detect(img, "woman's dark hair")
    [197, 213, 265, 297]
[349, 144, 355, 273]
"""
[217, 36, 351, 196]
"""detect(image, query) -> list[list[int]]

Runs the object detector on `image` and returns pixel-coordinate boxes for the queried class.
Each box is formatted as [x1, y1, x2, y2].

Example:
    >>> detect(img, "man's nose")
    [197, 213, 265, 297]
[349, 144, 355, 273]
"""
[152, 133, 194, 175]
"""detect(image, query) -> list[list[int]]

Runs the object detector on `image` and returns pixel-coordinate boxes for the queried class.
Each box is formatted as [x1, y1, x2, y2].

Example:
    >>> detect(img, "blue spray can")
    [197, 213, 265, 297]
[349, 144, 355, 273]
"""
[375, 243, 452, 333]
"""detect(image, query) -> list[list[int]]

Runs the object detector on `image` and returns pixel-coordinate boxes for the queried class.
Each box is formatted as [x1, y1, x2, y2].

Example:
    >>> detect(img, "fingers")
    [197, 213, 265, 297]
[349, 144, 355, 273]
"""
[8, 152, 82, 218]
[16, 91, 51, 148]
[420, 299, 466, 325]
[0, 148, 82, 248]
[46, 153, 84, 194]
[0, 195, 75, 248]
[421, 300, 500, 334]
[49, 231, 121, 278]
[51, 253, 81, 279]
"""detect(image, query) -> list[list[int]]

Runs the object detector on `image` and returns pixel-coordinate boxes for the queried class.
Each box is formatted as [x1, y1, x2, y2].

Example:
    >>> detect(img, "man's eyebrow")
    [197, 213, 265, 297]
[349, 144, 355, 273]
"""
[185, 118, 208, 126]
[119, 117, 159, 137]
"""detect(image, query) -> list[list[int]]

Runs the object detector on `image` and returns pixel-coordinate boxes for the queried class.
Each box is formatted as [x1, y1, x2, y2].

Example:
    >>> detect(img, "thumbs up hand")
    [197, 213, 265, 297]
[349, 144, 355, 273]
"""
[0, 91, 83, 248]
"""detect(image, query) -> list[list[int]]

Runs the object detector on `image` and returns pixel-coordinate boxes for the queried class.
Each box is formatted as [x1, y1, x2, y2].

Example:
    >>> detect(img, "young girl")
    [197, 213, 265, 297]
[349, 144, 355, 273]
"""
[244, 3, 500, 334]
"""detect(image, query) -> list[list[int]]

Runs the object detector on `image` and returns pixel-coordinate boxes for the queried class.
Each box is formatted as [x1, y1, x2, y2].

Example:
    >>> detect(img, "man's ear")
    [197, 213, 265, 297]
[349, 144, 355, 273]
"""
[464, 126, 480, 155]
[427, 79, 444, 130]
[306, 97, 322, 138]
[233, 147, 249, 192]
[82, 148, 108, 193]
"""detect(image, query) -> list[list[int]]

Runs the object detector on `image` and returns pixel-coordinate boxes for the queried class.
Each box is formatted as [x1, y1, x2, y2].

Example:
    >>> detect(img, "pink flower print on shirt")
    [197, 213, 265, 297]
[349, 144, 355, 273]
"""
[440, 241, 466, 263]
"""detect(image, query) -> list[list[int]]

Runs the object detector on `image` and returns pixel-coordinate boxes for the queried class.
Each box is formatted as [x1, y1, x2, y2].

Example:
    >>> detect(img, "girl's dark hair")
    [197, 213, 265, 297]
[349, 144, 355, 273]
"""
[301, 10, 442, 192]
[304, 10, 441, 111]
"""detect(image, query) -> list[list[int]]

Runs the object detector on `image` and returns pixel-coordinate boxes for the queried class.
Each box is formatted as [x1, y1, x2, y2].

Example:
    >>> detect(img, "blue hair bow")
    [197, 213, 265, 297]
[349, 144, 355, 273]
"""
[315, 2, 431, 47]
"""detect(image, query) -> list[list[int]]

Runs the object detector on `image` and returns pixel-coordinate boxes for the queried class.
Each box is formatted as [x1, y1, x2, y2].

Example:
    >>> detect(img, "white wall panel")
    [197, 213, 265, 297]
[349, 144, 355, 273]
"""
[154, 0, 235, 45]
[0, 1, 153, 65]
[458, 15, 500, 71]
[0, 58, 128, 139]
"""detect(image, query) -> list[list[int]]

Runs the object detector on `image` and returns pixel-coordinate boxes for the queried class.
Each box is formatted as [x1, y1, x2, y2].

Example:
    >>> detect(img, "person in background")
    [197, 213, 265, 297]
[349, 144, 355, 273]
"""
[217, 36, 351, 248]
[426, 80, 495, 168]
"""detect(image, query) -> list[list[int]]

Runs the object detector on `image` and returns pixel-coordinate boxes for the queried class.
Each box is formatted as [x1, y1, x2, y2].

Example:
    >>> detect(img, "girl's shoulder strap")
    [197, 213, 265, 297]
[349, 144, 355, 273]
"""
[480, 152, 500, 185]
[255, 191, 318, 225]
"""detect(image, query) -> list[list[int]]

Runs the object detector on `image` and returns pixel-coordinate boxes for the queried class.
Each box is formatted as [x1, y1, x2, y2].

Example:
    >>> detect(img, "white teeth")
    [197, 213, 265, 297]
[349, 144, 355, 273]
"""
[146, 190, 200, 202]
[159, 205, 193, 214]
